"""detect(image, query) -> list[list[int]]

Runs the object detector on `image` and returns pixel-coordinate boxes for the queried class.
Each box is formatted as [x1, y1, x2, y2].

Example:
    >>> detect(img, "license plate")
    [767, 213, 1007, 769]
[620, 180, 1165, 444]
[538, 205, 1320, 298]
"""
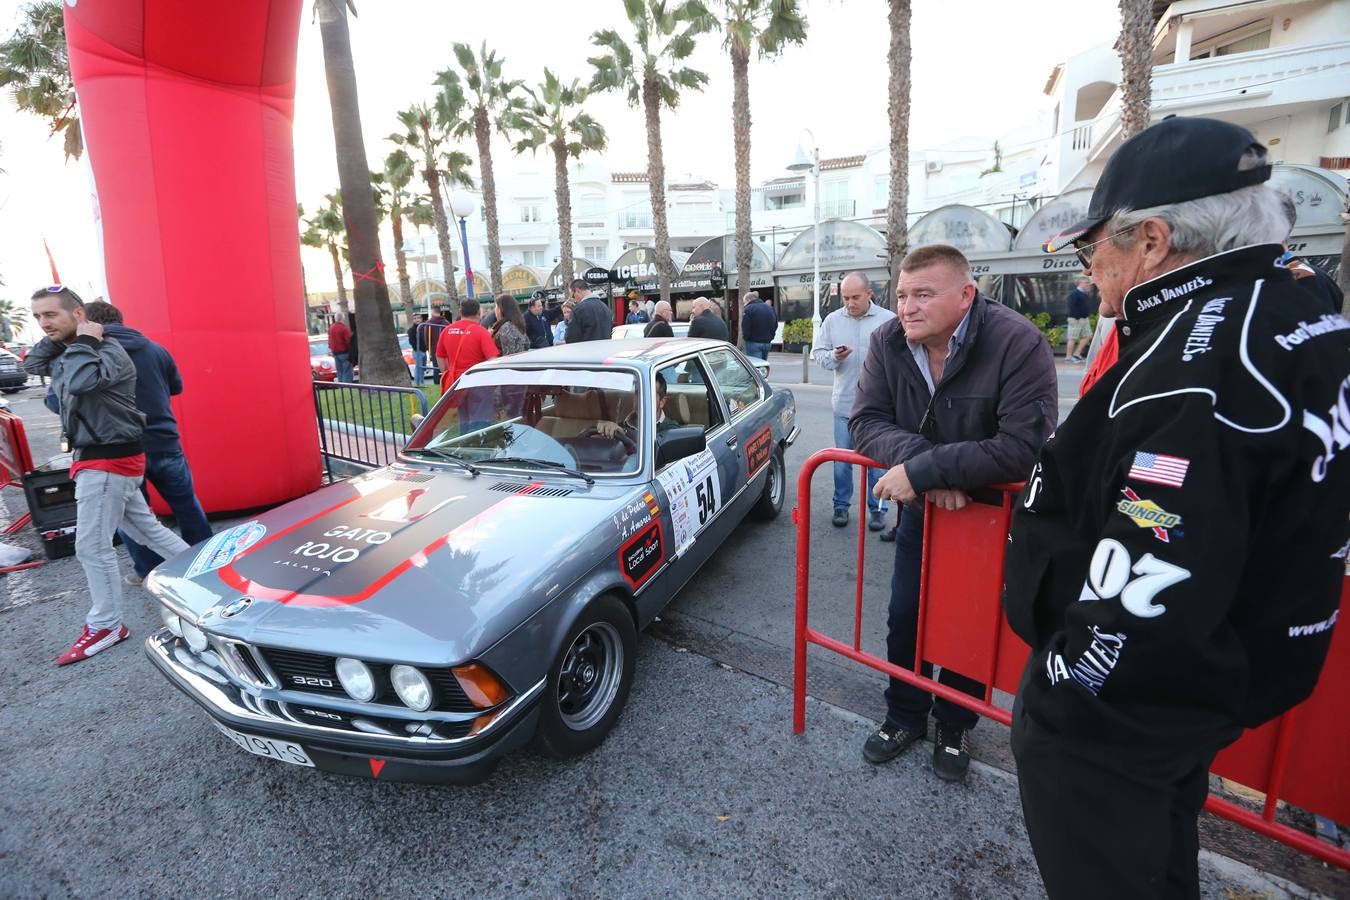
[213, 721, 314, 767]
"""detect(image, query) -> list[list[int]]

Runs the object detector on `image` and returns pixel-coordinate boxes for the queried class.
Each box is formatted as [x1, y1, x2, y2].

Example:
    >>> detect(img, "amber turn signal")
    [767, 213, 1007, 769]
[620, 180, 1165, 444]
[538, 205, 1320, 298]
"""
[452, 662, 509, 708]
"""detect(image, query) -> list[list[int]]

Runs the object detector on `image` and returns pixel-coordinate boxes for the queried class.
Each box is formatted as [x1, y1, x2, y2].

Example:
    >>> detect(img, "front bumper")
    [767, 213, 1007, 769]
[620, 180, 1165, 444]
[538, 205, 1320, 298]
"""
[145, 629, 544, 784]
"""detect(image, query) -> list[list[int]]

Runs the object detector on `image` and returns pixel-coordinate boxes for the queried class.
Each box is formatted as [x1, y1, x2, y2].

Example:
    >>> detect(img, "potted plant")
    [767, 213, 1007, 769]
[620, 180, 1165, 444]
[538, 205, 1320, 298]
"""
[782, 318, 813, 354]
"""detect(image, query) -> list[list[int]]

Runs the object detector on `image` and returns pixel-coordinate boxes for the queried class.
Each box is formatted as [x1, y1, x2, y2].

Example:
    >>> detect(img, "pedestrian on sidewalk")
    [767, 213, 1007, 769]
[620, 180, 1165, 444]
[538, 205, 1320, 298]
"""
[1010, 116, 1350, 898]
[80, 301, 212, 585]
[422, 306, 450, 381]
[1063, 276, 1094, 362]
[687, 297, 730, 342]
[644, 300, 675, 338]
[490, 294, 529, 356]
[523, 298, 553, 349]
[564, 279, 612, 344]
[407, 313, 429, 384]
[850, 246, 1056, 781]
[812, 272, 894, 531]
[24, 286, 190, 666]
[327, 313, 353, 382]
[740, 291, 777, 361]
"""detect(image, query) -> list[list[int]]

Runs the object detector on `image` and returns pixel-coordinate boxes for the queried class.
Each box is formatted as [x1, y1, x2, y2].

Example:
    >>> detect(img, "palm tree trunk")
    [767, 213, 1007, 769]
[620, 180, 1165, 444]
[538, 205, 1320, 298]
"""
[553, 136, 575, 297]
[328, 242, 349, 314]
[642, 76, 673, 307]
[1116, 0, 1153, 140]
[391, 212, 413, 313]
[730, 40, 752, 345]
[474, 106, 503, 294]
[886, 0, 912, 290]
[317, 0, 407, 387]
[425, 165, 460, 314]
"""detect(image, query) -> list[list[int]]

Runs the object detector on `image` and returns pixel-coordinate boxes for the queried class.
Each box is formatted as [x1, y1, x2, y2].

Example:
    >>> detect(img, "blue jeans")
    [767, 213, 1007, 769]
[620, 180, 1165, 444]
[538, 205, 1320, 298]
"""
[884, 505, 983, 732]
[122, 449, 214, 578]
[334, 351, 354, 383]
[744, 340, 771, 361]
[832, 413, 883, 512]
[412, 350, 427, 385]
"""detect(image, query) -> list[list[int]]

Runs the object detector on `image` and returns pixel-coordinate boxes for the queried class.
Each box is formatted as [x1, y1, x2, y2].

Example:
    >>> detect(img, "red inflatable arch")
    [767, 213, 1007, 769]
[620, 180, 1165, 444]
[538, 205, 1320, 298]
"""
[63, 0, 319, 512]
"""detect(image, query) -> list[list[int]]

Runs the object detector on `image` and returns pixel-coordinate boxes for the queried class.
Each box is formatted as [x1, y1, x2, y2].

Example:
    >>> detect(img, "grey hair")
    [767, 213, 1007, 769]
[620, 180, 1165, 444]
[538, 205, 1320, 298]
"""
[653, 299, 672, 314]
[1106, 183, 1295, 260]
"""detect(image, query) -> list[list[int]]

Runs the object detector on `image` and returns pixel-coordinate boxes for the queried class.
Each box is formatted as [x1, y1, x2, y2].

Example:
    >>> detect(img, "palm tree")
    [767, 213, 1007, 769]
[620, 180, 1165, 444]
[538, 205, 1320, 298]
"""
[886, 0, 912, 284]
[314, 0, 406, 386]
[0, 298, 31, 338]
[1115, 0, 1153, 140]
[708, 0, 807, 339]
[392, 99, 474, 313]
[508, 71, 608, 292]
[590, 1, 712, 307]
[0, 1, 81, 160]
[437, 43, 526, 295]
[302, 193, 350, 314]
[373, 148, 419, 309]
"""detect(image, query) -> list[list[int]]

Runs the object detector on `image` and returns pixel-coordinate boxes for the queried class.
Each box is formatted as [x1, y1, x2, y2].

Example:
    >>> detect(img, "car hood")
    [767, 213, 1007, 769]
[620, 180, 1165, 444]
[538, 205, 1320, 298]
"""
[148, 464, 622, 665]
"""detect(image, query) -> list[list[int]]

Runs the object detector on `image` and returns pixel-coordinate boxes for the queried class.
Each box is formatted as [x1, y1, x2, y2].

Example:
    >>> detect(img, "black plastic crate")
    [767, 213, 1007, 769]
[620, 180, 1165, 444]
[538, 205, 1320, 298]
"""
[22, 465, 77, 531]
[38, 524, 76, 560]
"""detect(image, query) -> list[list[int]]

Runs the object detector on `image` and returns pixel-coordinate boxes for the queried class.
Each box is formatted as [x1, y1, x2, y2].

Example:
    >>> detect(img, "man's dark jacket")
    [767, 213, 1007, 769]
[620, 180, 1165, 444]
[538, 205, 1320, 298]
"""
[644, 318, 674, 338]
[524, 310, 553, 348]
[741, 299, 778, 343]
[687, 310, 730, 342]
[407, 322, 427, 352]
[850, 293, 1057, 495]
[102, 324, 184, 454]
[567, 294, 612, 343]
[1005, 244, 1350, 749]
[25, 334, 145, 460]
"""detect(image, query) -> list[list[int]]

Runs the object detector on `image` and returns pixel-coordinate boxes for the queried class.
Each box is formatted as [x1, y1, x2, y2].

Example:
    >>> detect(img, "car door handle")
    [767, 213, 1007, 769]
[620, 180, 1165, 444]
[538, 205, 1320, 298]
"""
[725, 435, 739, 449]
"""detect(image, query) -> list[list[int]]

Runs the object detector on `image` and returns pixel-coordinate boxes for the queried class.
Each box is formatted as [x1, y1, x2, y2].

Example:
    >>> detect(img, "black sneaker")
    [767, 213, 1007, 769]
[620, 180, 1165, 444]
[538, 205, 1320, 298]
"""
[932, 722, 971, 782]
[832, 507, 849, 528]
[868, 509, 886, 532]
[879, 525, 897, 543]
[862, 722, 926, 764]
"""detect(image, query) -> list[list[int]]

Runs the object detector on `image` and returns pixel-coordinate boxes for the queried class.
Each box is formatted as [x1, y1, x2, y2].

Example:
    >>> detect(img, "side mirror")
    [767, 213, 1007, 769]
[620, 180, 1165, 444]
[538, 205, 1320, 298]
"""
[655, 425, 706, 469]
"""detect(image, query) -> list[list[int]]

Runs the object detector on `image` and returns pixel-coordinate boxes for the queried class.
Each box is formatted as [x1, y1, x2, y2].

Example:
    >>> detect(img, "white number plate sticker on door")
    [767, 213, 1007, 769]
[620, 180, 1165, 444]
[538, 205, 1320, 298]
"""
[213, 721, 315, 767]
[655, 448, 721, 557]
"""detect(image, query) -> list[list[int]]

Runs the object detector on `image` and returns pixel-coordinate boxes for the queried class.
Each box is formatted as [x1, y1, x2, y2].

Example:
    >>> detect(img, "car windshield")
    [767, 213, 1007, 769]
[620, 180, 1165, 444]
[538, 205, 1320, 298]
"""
[405, 367, 643, 475]
[309, 339, 330, 356]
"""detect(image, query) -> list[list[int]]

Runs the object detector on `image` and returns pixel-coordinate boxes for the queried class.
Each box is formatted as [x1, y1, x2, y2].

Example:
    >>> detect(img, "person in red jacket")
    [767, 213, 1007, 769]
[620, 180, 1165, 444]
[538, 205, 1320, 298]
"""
[436, 297, 499, 429]
[327, 315, 353, 382]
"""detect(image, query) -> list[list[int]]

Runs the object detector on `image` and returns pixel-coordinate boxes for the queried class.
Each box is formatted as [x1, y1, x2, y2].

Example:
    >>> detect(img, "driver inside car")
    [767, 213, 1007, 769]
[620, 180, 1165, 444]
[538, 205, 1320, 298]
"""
[596, 373, 677, 442]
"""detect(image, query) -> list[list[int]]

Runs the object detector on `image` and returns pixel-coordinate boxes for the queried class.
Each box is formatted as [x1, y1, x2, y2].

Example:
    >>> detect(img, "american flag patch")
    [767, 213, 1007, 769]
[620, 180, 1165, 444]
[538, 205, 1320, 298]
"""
[1128, 451, 1189, 488]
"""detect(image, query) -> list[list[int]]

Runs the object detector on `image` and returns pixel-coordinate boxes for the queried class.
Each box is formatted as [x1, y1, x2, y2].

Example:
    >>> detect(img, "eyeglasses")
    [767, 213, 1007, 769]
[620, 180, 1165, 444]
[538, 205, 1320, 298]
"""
[45, 284, 65, 293]
[1073, 226, 1137, 269]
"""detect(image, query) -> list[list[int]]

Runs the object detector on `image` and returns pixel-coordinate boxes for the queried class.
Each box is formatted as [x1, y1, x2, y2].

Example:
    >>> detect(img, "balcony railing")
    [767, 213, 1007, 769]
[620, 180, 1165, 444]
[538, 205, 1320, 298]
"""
[1151, 39, 1350, 111]
[821, 200, 856, 219]
[1071, 124, 1093, 151]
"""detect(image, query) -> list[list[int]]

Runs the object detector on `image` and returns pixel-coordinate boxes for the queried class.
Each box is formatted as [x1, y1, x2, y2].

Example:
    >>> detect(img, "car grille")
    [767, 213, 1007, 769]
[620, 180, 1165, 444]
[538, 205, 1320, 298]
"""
[257, 646, 479, 712]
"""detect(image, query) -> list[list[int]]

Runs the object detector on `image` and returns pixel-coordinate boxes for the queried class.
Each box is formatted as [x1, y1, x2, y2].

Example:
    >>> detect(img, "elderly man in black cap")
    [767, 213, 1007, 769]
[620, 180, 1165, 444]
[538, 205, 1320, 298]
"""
[1006, 116, 1350, 897]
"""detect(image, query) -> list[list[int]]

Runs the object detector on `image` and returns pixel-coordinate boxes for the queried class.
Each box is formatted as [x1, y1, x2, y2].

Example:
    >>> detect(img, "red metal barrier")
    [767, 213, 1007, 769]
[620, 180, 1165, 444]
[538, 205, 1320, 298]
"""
[0, 409, 36, 538]
[792, 446, 1349, 871]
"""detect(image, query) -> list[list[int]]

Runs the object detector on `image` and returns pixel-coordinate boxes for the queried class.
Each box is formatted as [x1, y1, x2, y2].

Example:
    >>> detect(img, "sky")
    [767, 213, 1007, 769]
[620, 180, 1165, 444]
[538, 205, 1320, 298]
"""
[0, 0, 1123, 334]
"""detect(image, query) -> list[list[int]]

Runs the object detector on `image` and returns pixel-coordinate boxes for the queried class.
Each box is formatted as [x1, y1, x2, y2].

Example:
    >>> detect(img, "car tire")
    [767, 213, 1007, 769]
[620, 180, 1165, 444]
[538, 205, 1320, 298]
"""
[751, 447, 785, 520]
[533, 593, 637, 759]
[0, 388, 21, 394]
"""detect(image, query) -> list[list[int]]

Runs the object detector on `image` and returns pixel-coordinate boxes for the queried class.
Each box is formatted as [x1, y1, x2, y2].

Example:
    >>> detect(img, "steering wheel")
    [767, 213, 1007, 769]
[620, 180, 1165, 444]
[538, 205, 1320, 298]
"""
[578, 425, 637, 455]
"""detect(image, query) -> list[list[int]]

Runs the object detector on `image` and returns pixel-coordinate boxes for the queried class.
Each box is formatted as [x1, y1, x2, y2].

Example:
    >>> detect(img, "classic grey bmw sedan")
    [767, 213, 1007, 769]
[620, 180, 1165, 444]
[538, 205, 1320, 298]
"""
[144, 339, 797, 783]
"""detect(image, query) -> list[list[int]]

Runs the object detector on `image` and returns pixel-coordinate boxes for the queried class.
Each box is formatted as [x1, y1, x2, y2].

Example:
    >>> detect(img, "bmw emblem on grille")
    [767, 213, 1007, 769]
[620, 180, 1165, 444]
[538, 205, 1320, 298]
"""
[219, 596, 254, 618]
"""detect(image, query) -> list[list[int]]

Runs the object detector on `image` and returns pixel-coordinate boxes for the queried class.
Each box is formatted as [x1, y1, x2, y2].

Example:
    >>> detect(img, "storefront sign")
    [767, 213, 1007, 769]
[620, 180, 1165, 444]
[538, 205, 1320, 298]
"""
[908, 204, 1013, 254]
[582, 266, 610, 286]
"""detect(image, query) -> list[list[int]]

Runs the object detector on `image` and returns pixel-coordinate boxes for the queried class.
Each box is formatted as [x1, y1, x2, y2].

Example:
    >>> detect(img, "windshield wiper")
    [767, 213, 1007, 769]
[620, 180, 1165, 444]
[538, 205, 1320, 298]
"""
[484, 456, 595, 484]
[403, 446, 480, 475]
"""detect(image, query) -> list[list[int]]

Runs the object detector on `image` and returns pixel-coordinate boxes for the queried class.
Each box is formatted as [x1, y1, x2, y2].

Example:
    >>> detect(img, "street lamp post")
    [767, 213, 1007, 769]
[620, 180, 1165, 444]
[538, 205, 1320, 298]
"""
[450, 190, 477, 301]
[787, 129, 821, 332]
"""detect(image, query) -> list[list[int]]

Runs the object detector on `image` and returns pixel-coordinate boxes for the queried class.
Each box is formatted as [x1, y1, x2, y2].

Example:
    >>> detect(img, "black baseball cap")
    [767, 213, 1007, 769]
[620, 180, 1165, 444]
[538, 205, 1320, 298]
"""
[1043, 116, 1271, 253]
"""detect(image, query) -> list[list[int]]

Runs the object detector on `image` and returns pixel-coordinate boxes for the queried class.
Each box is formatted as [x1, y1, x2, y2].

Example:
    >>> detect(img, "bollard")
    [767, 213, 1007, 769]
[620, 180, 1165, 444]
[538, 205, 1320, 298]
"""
[802, 345, 810, 384]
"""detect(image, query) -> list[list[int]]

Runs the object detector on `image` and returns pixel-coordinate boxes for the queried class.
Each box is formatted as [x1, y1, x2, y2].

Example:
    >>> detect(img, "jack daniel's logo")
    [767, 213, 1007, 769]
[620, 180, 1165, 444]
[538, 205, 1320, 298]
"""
[1131, 275, 1213, 315]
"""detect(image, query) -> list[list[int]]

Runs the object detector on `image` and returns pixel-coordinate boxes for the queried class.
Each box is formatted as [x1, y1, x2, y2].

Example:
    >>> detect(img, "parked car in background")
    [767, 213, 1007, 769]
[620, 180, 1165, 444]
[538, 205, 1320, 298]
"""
[309, 336, 336, 382]
[0, 346, 28, 393]
[144, 338, 797, 784]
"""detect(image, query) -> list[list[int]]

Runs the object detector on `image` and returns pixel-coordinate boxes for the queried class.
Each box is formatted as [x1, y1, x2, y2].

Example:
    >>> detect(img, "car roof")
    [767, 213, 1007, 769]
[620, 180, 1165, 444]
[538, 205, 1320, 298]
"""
[477, 338, 734, 370]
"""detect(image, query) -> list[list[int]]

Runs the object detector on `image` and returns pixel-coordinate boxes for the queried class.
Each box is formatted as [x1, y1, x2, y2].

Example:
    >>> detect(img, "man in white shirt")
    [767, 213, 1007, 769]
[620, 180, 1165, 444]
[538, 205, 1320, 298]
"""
[812, 272, 895, 530]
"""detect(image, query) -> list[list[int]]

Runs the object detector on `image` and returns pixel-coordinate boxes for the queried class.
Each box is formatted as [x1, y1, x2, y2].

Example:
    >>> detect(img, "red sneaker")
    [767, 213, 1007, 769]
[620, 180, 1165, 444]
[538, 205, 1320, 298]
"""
[55, 624, 130, 666]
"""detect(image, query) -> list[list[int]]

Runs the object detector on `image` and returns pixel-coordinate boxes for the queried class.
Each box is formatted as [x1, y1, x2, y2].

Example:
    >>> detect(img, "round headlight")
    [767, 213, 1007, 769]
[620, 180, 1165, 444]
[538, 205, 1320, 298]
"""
[180, 619, 208, 652]
[161, 610, 184, 638]
[390, 665, 434, 712]
[335, 657, 376, 702]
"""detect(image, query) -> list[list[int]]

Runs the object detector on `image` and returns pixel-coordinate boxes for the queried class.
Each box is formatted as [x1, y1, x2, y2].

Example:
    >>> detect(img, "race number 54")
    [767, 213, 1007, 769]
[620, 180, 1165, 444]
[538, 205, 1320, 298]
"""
[1078, 538, 1190, 618]
[695, 475, 718, 525]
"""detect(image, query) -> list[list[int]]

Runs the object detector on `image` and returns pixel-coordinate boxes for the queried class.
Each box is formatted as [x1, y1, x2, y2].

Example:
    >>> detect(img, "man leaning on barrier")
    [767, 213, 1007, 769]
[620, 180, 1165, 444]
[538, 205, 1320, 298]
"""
[850, 244, 1057, 781]
[1005, 116, 1350, 898]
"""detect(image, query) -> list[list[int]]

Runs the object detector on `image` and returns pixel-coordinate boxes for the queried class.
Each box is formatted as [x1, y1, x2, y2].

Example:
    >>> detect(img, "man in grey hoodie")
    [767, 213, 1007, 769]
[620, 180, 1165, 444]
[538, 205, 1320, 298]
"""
[25, 286, 189, 666]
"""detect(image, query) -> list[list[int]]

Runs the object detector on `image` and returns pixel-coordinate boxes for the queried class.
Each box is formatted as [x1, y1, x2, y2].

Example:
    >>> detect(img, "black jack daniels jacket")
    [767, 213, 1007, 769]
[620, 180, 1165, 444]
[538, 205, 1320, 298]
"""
[1005, 244, 1350, 748]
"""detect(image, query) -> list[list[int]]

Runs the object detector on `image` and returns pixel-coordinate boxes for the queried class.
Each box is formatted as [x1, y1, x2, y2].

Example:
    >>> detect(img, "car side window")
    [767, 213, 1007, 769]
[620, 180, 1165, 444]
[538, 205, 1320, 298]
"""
[657, 358, 724, 434]
[703, 349, 763, 421]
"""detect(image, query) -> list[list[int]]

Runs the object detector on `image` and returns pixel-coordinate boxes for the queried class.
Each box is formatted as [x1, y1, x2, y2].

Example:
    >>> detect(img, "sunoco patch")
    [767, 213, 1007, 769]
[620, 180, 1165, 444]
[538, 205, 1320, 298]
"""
[186, 521, 267, 578]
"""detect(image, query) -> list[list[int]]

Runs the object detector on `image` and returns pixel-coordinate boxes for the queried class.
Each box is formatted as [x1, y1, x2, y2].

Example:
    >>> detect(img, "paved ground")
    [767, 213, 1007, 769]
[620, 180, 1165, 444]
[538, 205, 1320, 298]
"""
[1, 361, 1345, 897]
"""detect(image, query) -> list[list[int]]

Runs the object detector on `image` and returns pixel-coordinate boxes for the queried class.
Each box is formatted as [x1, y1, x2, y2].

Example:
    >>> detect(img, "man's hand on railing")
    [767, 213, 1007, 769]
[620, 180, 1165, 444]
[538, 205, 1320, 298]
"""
[927, 488, 971, 511]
